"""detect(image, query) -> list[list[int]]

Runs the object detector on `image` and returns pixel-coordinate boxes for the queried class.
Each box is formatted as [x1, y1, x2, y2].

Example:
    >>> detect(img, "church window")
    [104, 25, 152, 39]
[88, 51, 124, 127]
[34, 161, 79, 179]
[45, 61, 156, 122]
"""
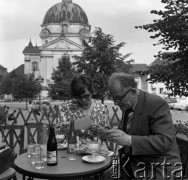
[32, 62, 38, 71]
[62, 24, 68, 33]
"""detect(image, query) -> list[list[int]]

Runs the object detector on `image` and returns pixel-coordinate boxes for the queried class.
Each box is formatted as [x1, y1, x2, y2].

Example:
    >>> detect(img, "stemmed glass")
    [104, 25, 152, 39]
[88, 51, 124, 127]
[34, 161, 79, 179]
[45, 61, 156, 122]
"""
[55, 124, 66, 148]
[87, 140, 101, 160]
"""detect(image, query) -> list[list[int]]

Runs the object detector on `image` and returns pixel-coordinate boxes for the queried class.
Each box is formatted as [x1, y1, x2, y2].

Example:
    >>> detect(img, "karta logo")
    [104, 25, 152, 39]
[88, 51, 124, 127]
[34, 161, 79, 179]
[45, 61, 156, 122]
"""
[112, 157, 183, 179]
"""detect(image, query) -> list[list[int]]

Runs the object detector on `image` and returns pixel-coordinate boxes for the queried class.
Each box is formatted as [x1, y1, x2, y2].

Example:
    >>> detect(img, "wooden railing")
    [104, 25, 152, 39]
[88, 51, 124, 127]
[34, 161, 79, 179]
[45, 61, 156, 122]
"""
[0, 106, 122, 154]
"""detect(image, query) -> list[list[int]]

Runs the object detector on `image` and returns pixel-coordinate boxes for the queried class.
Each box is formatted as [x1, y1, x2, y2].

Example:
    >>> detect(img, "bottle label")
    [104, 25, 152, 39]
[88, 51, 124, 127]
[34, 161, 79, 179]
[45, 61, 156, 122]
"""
[47, 151, 57, 164]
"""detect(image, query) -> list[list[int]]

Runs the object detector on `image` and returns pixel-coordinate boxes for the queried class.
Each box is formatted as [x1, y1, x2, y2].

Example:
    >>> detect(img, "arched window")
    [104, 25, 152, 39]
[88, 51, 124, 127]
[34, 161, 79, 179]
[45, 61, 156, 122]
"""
[62, 24, 68, 33]
[32, 62, 38, 71]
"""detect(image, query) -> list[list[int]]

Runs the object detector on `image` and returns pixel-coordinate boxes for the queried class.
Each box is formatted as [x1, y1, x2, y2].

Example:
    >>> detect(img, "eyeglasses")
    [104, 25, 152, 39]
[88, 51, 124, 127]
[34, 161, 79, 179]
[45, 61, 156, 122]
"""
[75, 94, 91, 100]
[112, 87, 133, 102]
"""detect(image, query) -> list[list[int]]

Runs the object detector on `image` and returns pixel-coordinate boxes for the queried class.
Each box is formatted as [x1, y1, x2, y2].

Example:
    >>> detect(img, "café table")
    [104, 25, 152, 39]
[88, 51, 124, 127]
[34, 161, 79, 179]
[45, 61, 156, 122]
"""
[14, 150, 112, 180]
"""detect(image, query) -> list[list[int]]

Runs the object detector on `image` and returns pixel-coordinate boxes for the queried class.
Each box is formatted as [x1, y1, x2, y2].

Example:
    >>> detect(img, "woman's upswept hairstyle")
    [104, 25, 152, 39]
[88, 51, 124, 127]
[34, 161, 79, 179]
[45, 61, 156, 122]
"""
[71, 75, 94, 98]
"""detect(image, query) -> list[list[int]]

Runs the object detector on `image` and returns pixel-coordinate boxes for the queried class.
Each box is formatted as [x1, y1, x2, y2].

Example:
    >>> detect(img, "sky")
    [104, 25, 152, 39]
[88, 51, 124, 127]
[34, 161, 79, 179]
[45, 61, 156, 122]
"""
[0, 0, 165, 72]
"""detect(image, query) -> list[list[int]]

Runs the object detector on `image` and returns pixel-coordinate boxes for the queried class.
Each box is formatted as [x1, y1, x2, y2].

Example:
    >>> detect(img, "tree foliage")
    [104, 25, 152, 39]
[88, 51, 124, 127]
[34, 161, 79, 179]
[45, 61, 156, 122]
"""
[48, 55, 76, 100]
[0, 72, 40, 108]
[73, 27, 133, 102]
[0, 70, 21, 95]
[136, 0, 188, 96]
[12, 73, 40, 101]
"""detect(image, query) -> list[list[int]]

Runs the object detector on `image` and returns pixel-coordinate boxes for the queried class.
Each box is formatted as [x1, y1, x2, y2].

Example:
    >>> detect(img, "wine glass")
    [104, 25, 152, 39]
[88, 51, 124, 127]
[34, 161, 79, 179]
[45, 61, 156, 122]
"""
[87, 140, 101, 160]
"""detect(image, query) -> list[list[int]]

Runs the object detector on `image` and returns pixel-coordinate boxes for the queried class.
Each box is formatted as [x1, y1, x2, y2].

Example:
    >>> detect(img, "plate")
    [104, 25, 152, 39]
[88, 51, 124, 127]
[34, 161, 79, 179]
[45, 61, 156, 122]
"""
[82, 155, 106, 164]
[77, 147, 114, 157]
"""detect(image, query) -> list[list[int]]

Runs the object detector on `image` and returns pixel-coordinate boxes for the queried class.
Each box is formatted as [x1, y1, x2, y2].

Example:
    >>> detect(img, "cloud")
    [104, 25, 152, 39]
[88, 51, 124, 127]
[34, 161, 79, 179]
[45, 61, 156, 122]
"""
[0, 0, 59, 41]
[78, 0, 164, 17]
[0, 39, 27, 71]
[122, 41, 163, 64]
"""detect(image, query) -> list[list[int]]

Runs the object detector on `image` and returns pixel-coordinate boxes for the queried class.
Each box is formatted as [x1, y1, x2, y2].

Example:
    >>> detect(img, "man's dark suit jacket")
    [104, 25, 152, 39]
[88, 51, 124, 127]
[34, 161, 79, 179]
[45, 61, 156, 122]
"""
[122, 90, 181, 179]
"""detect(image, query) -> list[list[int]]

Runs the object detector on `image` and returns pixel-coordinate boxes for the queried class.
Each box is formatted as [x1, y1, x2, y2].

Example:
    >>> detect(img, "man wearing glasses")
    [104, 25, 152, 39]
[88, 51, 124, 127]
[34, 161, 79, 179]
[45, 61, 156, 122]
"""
[106, 72, 181, 180]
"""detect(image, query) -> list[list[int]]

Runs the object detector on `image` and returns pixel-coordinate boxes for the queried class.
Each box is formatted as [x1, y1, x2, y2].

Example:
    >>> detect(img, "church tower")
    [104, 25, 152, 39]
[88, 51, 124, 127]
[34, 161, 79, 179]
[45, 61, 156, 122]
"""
[23, 0, 91, 97]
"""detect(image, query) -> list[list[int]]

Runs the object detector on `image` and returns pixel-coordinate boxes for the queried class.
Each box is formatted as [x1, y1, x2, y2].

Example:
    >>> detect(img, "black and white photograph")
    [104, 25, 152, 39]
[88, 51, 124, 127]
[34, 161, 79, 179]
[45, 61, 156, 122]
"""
[0, 0, 188, 179]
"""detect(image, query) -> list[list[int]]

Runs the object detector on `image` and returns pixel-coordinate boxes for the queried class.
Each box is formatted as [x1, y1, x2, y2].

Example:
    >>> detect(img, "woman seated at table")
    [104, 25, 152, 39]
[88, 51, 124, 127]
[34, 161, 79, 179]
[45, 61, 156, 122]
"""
[58, 74, 110, 142]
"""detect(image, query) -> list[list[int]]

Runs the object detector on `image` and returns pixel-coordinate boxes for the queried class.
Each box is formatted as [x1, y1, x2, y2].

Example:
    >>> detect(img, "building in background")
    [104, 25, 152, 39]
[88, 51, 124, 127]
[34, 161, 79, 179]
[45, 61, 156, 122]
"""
[22, 0, 153, 98]
[0, 65, 7, 77]
[130, 64, 148, 92]
[147, 52, 171, 97]
[0, 65, 8, 100]
[23, 0, 91, 97]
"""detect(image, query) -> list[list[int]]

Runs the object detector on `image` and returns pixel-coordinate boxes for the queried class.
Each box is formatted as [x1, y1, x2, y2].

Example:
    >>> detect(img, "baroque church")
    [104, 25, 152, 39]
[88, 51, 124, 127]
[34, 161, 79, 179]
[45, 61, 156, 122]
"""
[22, 0, 151, 98]
[23, 0, 91, 97]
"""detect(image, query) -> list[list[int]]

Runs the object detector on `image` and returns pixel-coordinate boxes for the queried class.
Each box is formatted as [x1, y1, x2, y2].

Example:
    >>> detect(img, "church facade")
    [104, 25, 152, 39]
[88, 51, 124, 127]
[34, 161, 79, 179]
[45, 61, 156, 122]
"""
[23, 0, 91, 97]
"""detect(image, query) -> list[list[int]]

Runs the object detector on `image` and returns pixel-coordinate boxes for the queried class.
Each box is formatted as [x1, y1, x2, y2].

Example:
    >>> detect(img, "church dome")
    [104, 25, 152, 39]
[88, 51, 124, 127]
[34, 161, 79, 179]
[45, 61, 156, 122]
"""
[42, 0, 89, 26]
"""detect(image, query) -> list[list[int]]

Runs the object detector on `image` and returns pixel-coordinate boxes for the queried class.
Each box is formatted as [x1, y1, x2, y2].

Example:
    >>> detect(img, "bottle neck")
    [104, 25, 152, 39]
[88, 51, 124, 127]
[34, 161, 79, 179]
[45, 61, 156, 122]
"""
[49, 126, 54, 135]
[69, 120, 75, 136]
[47, 125, 57, 145]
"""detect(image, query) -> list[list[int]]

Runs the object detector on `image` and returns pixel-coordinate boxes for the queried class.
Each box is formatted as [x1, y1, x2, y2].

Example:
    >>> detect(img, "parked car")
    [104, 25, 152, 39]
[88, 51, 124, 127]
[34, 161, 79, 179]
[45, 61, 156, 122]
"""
[32, 98, 50, 106]
[30, 98, 51, 114]
[169, 98, 188, 111]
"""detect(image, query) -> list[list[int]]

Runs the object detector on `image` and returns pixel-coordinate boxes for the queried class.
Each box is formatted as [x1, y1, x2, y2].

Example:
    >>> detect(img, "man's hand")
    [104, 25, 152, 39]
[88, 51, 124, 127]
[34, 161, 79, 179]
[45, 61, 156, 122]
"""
[89, 125, 107, 140]
[106, 129, 132, 146]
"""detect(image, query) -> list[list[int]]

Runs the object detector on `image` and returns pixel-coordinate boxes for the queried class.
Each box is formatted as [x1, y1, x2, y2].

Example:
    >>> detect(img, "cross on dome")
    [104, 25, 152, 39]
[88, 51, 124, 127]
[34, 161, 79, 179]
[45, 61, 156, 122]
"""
[62, 0, 72, 3]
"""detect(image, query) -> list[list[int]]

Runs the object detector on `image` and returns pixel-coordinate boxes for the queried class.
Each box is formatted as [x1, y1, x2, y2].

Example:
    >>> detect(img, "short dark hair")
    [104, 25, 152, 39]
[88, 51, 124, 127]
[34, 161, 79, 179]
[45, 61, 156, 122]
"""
[109, 72, 137, 88]
[71, 75, 94, 98]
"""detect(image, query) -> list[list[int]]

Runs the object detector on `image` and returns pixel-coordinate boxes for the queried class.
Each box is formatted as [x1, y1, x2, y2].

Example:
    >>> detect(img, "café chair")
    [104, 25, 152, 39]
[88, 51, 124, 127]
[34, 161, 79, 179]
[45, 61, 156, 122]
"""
[175, 129, 188, 180]
[0, 168, 17, 180]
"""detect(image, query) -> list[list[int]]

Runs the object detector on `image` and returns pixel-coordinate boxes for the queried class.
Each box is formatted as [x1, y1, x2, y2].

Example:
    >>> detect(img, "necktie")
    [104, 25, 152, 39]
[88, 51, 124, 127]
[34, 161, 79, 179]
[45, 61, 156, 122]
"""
[122, 108, 133, 133]
[126, 111, 133, 132]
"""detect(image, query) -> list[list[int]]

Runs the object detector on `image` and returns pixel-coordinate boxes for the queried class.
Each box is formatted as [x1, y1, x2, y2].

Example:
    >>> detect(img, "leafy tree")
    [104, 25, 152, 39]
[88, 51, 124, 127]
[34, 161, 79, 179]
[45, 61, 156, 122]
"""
[12, 73, 40, 109]
[49, 55, 76, 100]
[0, 70, 19, 96]
[73, 27, 133, 103]
[0, 72, 40, 108]
[0, 75, 12, 95]
[135, 0, 188, 96]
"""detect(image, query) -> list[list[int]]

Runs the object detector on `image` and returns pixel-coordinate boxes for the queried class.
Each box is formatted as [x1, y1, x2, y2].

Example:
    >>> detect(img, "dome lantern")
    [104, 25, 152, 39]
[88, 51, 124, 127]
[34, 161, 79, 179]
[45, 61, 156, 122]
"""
[62, 0, 72, 3]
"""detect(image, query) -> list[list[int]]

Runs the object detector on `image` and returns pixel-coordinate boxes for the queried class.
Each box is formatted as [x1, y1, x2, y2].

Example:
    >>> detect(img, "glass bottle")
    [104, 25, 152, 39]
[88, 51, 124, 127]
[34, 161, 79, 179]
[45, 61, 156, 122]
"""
[67, 119, 76, 154]
[47, 124, 57, 166]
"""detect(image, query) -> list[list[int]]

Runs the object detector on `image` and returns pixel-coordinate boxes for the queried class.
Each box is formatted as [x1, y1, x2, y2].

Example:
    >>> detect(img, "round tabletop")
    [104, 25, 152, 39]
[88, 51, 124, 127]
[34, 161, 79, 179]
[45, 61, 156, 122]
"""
[14, 150, 112, 179]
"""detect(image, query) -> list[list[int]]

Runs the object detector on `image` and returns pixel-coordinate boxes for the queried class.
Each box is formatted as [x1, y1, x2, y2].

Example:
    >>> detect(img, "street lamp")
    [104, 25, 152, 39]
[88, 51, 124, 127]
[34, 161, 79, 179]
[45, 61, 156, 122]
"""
[37, 77, 44, 111]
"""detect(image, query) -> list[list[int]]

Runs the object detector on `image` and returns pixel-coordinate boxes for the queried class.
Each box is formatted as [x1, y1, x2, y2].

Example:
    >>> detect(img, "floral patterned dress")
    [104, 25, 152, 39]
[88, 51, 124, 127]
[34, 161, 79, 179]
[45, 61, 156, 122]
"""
[58, 99, 110, 143]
